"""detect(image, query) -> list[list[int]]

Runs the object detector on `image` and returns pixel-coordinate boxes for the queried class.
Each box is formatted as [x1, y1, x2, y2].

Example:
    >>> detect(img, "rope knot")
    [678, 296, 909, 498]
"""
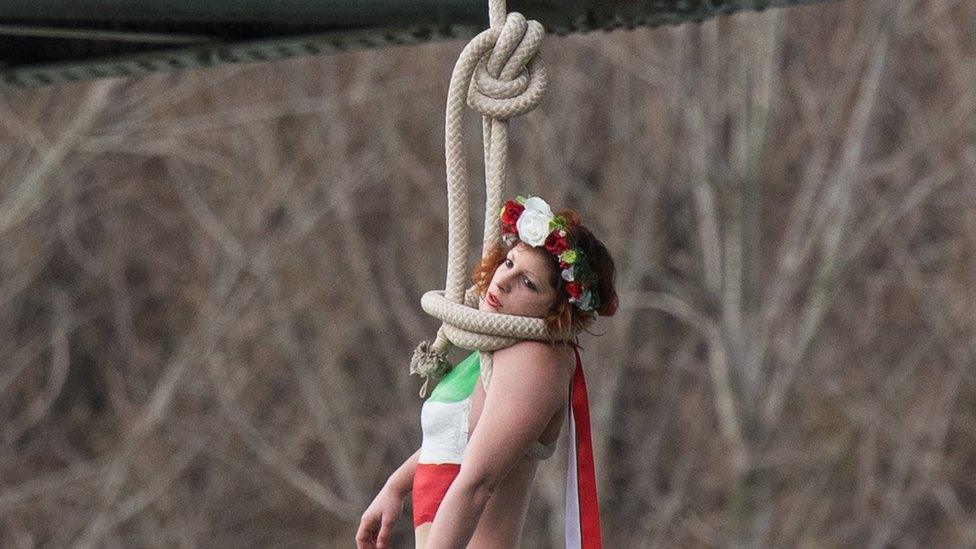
[409, 334, 452, 397]
[467, 12, 548, 120]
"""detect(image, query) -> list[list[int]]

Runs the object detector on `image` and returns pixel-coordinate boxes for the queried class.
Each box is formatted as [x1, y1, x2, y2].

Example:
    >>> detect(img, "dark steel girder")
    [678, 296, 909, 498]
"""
[0, 0, 832, 88]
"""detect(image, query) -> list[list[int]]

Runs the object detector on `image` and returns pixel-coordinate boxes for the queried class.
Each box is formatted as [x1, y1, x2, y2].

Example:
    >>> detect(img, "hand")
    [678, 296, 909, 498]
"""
[356, 485, 405, 549]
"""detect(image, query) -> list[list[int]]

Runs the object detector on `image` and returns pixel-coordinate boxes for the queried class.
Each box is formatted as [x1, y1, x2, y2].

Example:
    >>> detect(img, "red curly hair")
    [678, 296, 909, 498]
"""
[471, 209, 618, 340]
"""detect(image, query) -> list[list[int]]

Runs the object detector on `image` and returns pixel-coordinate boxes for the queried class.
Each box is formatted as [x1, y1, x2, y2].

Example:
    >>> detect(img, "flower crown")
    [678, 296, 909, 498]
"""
[499, 195, 600, 314]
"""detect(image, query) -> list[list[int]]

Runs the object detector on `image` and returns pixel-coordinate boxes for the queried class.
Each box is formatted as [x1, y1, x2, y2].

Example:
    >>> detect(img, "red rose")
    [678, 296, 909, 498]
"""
[559, 260, 569, 270]
[544, 232, 569, 254]
[501, 222, 517, 235]
[566, 281, 583, 299]
[500, 200, 524, 227]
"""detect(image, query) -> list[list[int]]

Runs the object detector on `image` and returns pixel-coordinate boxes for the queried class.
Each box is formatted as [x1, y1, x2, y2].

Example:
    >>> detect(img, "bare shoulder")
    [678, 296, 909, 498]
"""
[494, 341, 575, 374]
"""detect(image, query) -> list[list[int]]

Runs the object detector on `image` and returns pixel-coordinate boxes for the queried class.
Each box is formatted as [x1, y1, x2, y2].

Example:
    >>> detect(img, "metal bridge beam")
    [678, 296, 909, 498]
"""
[0, 0, 832, 88]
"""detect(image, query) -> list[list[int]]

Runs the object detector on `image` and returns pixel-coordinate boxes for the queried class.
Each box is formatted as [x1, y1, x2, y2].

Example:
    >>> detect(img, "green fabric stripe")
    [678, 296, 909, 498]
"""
[428, 351, 480, 403]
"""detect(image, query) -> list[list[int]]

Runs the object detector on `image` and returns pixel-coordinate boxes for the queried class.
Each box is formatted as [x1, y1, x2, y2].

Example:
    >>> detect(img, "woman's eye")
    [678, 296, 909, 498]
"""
[523, 277, 536, 291]
[505, 259, 513, 268]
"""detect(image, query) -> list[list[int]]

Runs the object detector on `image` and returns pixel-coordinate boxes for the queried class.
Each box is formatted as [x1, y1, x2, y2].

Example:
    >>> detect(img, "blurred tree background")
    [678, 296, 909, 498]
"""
[2, 0, 975, 546]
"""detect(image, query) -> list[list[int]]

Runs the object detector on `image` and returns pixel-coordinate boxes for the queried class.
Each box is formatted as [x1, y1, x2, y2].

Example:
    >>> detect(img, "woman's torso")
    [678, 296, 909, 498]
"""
[417, 344, 574, 546]
[466, 352, 568, 546]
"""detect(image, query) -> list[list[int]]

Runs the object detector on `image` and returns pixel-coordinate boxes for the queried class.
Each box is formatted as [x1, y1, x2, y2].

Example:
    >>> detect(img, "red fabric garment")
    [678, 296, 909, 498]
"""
[412, 463, 461, 527]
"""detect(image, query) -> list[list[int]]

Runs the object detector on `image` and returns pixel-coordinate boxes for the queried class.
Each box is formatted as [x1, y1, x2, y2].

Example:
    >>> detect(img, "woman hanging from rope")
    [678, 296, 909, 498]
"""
[356, 0, 614, 544]
[356, 196, 618, 548]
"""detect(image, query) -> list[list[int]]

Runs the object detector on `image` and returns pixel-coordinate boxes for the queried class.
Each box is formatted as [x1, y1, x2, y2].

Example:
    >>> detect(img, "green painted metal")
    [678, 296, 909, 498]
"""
[0, 0, 831, 88]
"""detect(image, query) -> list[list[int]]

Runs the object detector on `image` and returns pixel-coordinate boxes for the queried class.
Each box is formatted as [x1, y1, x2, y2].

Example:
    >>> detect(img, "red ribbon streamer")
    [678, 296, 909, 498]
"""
[571, 346, 602, 548]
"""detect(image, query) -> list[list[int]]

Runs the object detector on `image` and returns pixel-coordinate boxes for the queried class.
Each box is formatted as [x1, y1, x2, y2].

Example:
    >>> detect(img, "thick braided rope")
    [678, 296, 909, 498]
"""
[410, 0, 574, 395]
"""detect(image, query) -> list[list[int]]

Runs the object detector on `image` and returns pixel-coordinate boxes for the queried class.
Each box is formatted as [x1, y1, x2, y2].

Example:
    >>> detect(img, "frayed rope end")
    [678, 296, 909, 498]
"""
[410, 339, 452, 398]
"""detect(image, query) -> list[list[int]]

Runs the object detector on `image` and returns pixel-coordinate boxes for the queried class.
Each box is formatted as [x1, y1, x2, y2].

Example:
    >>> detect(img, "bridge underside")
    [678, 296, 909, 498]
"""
[0, 0, 830, 88]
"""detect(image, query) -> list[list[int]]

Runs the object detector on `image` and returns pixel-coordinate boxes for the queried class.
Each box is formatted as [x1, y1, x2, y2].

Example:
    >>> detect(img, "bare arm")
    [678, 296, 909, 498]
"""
[424, 342, 572, 548]
[356, 448, 420, 549]
[385, 447, 420, 496]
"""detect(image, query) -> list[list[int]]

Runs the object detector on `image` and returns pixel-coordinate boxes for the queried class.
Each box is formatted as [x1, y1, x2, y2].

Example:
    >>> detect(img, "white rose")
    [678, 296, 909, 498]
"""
[516, 210, 553, 246]
[522, 196, 554, 218]
[561, 267, 575, 282]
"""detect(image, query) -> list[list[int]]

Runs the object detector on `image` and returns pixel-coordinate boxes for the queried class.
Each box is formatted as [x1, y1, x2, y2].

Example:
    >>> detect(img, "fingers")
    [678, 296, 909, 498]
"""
[355, 529, 373, 548]
[376, 517, 394, 548]
[355, 530, 375, 548]
[359, 507, 402, 549]
[356, 516, 378, 549]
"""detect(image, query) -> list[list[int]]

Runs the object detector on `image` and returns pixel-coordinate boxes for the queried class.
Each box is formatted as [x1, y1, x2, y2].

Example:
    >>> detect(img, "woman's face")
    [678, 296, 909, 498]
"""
[479, 243, 560, 318]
